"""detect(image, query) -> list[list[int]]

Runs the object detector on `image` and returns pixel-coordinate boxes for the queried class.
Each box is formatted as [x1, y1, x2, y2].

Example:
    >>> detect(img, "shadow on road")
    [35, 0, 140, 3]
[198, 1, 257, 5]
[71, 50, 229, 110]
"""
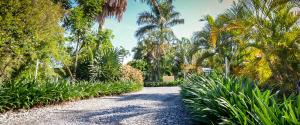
[60, 92, 192, 125]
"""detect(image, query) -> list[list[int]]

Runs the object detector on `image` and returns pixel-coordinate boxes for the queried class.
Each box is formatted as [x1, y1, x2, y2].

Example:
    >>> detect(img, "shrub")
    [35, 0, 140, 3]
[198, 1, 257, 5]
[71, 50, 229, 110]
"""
[181, 74, 300, 125]
[0, 80, 142, 113]
[144, 79, 183, 87]
[127, 59, 148, 72]
[120, 65, 144, 84]
[89, 48, 122, 81]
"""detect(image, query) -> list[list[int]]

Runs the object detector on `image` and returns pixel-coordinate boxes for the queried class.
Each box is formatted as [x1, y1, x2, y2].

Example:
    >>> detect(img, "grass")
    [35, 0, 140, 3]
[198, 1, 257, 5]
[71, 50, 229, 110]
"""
[0, 80, 142, 113]
[144, 79, 183, 87]
[180, 74, 300, 125]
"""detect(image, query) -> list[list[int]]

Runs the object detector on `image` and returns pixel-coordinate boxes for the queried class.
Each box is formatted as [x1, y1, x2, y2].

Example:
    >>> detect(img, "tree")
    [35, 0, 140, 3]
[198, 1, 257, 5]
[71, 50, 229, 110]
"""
[194, 0, 300, 89]
[89, 30, 125, 81]
[0, 0, 65, 81]
[64, 5, 96, 81]
[96, 0, 127, 30]
[240, 0, 300, 87]
[171, 38, 203, 76]
[95, 0, 164, 53]
[135, 0, 184, 81]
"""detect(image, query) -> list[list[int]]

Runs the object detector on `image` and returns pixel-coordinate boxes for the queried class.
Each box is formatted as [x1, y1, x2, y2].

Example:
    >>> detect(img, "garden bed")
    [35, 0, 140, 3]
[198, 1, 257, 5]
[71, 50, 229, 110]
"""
[0, 80, 142, 113]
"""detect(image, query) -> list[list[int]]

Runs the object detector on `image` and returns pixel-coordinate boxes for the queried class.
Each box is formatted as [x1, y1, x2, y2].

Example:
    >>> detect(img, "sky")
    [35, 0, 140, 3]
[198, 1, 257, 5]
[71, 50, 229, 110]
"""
[102, 0, 234, 63]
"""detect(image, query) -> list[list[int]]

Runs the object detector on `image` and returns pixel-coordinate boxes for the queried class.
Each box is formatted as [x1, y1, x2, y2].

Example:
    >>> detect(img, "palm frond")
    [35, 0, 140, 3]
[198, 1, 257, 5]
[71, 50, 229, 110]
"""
[135, 25, 158, 38]
[166, 19, 184, 27]
[97, 0, 127, 26]
[137, 12, 157, 25]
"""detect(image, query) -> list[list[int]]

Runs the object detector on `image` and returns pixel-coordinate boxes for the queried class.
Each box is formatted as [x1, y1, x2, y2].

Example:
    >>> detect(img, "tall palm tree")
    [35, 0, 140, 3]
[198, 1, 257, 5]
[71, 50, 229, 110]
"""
[95, 0, 163, 53]
[135, 0, 184, 81]
[191, 2, 249, 74]
[136, 0, 167, 21]
[97, 0, 165, 30]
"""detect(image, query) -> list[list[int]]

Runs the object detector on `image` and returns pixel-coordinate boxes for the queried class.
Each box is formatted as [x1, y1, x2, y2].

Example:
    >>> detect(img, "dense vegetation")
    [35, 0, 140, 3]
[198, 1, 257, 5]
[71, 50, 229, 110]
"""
[0, 80, 142, 112]
[131, 0, 300, 91]
[181, 74, 300, 124]
[177, 0, 300, 124]
[0, 0, 146, 112]
[0, 0, 299, 123]
[144, 80, 183, 87]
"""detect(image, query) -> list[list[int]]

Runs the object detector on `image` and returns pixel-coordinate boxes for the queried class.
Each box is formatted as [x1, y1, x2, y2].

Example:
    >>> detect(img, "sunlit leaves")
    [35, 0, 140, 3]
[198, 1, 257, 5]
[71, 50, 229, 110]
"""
[0, 0, 64, 81]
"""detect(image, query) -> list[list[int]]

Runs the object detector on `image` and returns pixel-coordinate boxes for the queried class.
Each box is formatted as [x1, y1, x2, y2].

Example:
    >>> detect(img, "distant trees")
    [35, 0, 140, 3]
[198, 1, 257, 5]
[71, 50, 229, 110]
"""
[132, 0, 299, 88]
[135, 0, 184, 81]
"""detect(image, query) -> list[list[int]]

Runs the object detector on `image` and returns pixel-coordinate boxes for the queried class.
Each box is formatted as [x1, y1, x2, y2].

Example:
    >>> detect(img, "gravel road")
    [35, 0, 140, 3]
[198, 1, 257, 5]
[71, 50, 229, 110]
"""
[0, 87, 191, 125]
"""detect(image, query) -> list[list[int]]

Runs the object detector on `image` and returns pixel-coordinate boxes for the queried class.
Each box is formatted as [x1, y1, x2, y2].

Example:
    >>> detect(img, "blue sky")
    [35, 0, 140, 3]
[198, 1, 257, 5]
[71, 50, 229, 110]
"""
[102, 0, 234, 63]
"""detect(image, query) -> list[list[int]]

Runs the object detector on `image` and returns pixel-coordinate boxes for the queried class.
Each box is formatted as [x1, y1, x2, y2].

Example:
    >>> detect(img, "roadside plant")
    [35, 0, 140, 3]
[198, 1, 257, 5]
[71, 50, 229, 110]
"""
[181, 74, 300, 124]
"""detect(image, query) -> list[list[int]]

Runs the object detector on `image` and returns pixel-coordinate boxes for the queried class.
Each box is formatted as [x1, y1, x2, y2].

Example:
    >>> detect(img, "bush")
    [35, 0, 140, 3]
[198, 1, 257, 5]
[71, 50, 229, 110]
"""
[89, 48, 122, 81]
[181, 74, 300, 125]
[144, 79, 183, 87]
[120, 65, 144, 84]
[0, 80, 142, 113]
[127, 59, 148, 72]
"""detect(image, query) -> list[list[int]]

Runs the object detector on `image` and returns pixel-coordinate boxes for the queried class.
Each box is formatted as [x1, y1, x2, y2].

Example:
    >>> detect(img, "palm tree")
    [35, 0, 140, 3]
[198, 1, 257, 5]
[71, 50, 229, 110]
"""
[172, 38, 200, 77]
[135, 0, 184, 81]
[240, 0, 300, 85]
[135, 0, 167, 21]
[96, 0, 128, 30]
[196, 0, 299, 87]
[97, 0, 164, 30]
[191, 3, 248, 74]
[94, 0, 163, 54]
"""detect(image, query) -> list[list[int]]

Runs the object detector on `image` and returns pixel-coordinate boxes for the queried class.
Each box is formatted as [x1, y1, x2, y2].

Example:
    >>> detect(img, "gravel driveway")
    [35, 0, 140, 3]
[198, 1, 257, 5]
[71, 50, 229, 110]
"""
[0, 87, 191, 125]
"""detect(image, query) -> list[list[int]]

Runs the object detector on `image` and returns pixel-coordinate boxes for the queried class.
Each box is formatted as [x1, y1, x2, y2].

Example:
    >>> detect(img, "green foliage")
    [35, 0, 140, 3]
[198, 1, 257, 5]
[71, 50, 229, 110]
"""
[88, 30, 124, 82]
[0, 80, 142, 113]
[191, 0, 300, 87]
[128, 59, 148, 72]
[134, 0, 184, 81]
[77, 0, 104, 20]
[90, 48, 122, 81]
[144, 79, 183, 87]
[181, 74, 300, 124]
[0, 0, 65, 81]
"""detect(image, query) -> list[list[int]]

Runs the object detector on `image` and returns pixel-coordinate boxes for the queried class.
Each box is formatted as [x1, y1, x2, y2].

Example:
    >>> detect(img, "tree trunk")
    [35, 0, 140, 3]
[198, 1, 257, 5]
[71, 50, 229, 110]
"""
[150, 0, 161, 16]
[73, 37, 80, 82]
[156, 43, 161, 82]
[94, 20, 105, 56]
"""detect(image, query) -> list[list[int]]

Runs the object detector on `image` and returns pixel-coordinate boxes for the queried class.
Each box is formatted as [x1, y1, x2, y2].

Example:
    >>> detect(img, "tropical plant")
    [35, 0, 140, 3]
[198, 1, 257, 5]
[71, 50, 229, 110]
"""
[172, 37, 206, 76]
[191, 0, 300, 88]
[238, 0, 300, 87]
[96, 0, 127, 29]
[135, 0, 184, 81]
[127, 59, 148, 72]
[181, 74, 300, 124]
[89, 47, 122, 82]
[89, 30, 126, 81]
[0, 80, 142, 113]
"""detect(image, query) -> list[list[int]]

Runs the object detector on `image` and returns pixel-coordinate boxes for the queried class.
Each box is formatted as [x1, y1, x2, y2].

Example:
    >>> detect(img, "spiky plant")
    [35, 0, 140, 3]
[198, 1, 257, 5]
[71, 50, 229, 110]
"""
[181, 74, 300, 125]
